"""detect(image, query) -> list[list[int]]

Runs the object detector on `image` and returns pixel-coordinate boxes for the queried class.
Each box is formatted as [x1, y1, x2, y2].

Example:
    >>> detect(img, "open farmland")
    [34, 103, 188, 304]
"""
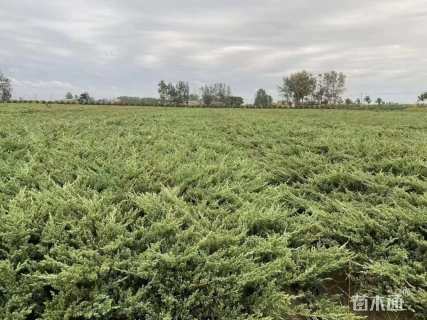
[0, 104, 426, 319]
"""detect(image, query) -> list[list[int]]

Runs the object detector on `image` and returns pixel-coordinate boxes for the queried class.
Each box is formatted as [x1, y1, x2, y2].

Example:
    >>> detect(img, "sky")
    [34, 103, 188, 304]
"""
[1, 0, 426, 103]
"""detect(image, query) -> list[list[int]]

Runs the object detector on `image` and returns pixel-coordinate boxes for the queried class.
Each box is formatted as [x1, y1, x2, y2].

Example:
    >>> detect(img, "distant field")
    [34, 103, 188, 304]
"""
[0, 104, 426, 319]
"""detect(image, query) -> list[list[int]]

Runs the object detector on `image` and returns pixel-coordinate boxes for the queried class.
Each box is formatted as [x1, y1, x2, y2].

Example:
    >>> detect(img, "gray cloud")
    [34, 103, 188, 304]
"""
[1, 0, 426, 102]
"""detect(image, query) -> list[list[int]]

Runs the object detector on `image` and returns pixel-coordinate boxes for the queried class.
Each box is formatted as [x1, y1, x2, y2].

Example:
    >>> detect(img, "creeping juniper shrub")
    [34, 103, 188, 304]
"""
[0, 105, 426, 319]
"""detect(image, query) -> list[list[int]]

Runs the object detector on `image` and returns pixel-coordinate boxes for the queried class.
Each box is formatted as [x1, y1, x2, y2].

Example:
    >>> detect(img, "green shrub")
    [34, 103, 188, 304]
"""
[0, 105, 425, 319]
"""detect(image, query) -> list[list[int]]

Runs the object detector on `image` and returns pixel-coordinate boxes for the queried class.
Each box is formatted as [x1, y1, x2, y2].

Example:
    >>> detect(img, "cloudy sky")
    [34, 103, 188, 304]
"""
[1, 0, 426, 102]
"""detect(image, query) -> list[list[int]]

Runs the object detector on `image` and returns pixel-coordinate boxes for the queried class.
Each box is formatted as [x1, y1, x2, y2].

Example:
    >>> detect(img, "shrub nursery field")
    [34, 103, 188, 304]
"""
[0, 104, 426, 320]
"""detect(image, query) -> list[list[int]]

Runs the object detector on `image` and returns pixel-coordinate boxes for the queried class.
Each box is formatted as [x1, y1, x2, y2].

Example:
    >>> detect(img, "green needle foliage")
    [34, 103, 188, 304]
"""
[0, 104, 426, 320]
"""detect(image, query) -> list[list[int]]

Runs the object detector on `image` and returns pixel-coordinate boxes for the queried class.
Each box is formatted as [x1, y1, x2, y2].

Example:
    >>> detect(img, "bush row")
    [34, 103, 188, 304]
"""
[2, 100, 414, 110]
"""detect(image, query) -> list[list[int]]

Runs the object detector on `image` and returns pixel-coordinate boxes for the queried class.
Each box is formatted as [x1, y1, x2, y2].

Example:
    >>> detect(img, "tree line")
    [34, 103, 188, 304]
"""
[279, 70, 347, 106]
[157, 81, 245, 107]
[1, 69, 426, 107]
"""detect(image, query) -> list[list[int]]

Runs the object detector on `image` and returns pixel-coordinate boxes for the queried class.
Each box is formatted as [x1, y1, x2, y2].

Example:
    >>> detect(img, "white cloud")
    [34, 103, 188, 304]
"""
[11, 78, 75, 89]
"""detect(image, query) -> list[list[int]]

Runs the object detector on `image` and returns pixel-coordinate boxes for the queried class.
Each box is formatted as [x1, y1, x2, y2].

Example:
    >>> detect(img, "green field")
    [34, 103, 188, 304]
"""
[0, 104, 426, 319]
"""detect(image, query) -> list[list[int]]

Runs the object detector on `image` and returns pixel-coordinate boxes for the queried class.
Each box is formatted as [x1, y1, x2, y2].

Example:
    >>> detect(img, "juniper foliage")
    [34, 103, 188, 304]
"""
[0, 104, 426, 319]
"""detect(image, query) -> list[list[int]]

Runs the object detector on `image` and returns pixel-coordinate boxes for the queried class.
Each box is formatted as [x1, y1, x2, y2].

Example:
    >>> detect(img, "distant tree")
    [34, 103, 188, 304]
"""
[65, 92, 73, 100]
[418, 92, 427, 103]
[279, 71, 316, 106]
[355, 98, 361, 105]
[78, 92, 93, 104]
[212, 83, 231, 106]
[376, 97, 384, 105]
[311, 72, 346, 105]
[158, 81, 168, 105]
[166, 82, 177, 105]
[200, 85, 215, 106]
[254, 89, 273, 108]
[158, 81, 190, 106]
[345, 98, 353, 105]
[227, 96, 244, 107]
[364, 96, 372, 105]
[313, 74, 326, 104]
[176, 81, 190, 105]
[0, 72, 12, 102]
[322, 71, 346, 104]
[200, 83, 232, 107]
[157, 81, 237, 107]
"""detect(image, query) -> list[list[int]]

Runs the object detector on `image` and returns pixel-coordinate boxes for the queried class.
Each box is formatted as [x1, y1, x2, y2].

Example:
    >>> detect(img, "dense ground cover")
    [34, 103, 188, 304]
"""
[0, 104, 426, 319]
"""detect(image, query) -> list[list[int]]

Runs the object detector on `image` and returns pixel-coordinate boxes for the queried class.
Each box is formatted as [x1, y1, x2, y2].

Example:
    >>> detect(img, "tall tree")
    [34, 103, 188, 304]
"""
[200, 83, 232, 106]
[159, 81, 190, 106]
[200, 85, 215, 106]
[176, 81, 190, 105]
[0, 72, 12, 102]
[279, 71, 316, 106]
[322, 71, 346, 104]
[213, 83, 231, 105]
[166, 82, 177, 105]
[376, 97, 384, 105]
[254, 89, 273, 108]
[313, 74, 327, 104]
[65, 92, 73, 100]
[158, 81, 168, 106]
